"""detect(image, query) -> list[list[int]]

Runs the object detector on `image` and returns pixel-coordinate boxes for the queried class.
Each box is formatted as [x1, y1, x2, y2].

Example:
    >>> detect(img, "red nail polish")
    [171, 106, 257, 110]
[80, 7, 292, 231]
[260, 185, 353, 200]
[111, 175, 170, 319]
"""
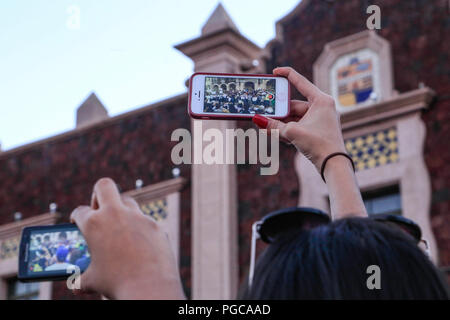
[252, 114, 269, 128]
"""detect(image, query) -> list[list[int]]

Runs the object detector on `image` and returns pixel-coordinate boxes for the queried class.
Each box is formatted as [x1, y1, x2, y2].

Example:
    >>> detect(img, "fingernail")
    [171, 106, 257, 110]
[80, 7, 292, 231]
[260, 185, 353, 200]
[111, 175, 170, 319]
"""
[252, 114, 269, 129]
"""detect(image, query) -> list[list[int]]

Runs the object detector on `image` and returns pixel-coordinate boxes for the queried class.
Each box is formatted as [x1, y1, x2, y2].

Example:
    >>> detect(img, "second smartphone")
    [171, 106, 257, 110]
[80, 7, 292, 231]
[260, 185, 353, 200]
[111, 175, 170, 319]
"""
[18, 224, 90, 282]
[189, 72, 290, 120]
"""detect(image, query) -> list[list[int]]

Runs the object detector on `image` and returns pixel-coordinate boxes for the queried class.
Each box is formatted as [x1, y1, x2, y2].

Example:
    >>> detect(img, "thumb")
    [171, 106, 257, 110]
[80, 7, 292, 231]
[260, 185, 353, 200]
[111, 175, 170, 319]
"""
[252, 114, 290, 141]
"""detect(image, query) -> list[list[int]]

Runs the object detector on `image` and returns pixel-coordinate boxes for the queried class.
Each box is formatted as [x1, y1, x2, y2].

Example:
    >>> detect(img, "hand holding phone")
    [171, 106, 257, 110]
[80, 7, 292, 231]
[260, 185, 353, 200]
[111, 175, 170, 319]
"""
[19, 178, 184, 300]
[251, 67, 348, 173]
[189, 72, 290, 120]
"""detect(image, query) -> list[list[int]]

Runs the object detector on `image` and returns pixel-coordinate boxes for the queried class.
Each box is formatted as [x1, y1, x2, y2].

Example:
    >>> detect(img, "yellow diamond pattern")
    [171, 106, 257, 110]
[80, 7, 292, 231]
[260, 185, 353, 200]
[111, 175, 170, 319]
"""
[345, 127, 399, 171]
[140, 198, 168, 221]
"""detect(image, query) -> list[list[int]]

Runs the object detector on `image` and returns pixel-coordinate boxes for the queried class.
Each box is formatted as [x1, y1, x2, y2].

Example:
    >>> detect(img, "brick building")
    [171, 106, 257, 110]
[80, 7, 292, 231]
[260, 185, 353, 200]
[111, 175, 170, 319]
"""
[0, 0, 448, 299]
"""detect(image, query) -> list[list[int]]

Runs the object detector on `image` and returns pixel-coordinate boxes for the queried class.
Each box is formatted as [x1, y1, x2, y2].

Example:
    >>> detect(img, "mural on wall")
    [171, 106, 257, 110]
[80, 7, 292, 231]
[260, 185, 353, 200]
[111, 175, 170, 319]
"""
[331, 48, 379, 111]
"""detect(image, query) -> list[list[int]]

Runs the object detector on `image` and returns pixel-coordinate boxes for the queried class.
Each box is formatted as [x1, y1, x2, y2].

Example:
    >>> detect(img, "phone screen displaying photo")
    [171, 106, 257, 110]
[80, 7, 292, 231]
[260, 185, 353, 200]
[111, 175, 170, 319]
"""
[204, 76, 276, 115]
[26, 228, 90, 275]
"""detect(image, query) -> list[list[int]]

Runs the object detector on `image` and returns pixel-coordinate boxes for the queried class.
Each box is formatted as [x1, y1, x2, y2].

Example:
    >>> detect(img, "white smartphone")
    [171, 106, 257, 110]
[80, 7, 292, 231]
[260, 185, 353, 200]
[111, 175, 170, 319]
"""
[188, 72, 290, 120]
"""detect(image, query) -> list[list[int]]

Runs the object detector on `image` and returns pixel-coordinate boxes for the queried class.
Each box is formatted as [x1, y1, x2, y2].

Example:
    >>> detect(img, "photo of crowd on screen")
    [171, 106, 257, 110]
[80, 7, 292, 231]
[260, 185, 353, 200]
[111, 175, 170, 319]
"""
[28, 231, 90, 273]
[204, 77, 276, 115]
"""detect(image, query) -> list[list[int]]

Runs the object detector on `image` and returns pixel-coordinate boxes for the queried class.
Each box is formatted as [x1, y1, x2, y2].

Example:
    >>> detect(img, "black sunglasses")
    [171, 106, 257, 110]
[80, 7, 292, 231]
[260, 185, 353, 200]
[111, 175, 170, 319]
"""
[249, 207, 428, 287]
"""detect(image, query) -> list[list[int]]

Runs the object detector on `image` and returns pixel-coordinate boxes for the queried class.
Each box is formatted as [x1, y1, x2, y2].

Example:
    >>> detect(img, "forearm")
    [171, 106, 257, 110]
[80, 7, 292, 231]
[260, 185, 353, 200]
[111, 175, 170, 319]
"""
[323, 156, 367, 220]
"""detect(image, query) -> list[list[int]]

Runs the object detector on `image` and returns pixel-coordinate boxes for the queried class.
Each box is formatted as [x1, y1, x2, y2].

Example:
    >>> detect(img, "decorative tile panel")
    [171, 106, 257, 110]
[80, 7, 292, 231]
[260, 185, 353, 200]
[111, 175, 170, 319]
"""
[140, 198, 168, 221]
[345, 127, 398, 171]
[0, 236, 20, 260]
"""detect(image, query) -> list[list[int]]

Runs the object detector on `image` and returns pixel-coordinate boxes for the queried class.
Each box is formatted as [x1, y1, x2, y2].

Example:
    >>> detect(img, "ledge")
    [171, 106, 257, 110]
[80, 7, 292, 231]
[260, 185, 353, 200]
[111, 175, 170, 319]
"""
[0, 93, 188, 160]
[341, 87, 435, 131]
[175, 28, 261, 61]
[0, 213, 60, 240]
[123, 177, 187, 203]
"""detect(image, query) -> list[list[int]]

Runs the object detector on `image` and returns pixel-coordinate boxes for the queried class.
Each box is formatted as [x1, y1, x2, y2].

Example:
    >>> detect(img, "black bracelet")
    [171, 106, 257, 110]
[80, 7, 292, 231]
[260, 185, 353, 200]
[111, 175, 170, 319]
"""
[320, 152, 355, 183]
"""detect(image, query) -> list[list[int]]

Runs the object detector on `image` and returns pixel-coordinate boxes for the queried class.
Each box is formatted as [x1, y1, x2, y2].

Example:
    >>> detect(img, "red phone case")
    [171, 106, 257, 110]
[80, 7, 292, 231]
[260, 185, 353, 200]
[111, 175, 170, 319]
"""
[188, 72, 291, 120]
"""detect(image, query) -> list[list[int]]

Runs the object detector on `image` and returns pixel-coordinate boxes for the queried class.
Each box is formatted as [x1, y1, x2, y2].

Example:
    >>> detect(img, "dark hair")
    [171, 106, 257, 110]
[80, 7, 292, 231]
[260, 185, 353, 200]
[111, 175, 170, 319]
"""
[240, 217, 449, 300]
[59, 231, 67, 240]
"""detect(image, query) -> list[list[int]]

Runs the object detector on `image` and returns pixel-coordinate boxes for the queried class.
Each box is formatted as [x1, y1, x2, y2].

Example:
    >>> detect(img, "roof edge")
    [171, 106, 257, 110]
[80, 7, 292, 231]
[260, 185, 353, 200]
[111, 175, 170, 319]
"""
[0, 92, 188, 159]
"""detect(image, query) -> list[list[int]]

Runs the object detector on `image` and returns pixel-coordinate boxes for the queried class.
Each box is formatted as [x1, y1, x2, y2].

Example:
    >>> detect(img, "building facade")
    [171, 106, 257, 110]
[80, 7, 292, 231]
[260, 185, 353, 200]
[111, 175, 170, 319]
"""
[0, 0, 449, 299]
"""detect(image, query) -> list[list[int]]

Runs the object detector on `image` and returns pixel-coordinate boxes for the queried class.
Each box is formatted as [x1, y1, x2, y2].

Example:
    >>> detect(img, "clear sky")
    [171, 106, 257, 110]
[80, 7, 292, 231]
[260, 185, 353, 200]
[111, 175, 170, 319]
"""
[0, 0, 299, 151]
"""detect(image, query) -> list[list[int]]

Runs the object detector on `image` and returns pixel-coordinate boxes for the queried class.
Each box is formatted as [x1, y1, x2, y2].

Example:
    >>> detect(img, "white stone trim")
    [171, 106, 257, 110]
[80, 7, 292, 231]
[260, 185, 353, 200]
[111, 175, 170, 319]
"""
[176, 9, 262, 299]
[313, 30, 395, 110]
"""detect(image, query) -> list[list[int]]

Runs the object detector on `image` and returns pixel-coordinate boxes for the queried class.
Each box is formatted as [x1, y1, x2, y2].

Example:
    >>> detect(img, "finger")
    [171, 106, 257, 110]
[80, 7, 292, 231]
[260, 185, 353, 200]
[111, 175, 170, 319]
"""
[290, 100, 310, 117]
[121, 195, 141, 212]
[266, 118, 288, 140]
[92, 178, 122, 209]
[70, 205, 92, 228]
[281, 100, 310, 123]
[253, 114, 289, 141]
[273, 67, 320, 101]
[90, 191, 99, 210]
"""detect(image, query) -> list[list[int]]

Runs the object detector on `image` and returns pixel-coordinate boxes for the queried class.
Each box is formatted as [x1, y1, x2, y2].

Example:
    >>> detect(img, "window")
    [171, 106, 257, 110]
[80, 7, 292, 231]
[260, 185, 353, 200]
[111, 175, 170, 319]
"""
[7, 277, 40, 300]
[362, 186, 401, 216]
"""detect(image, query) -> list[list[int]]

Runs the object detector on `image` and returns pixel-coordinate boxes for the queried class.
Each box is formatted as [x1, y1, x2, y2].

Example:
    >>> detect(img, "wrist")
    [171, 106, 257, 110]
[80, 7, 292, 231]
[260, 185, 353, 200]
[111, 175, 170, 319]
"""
[313, 143, 347, 172]
[322, 155, 354, 183]
[322, 155, 368, 219]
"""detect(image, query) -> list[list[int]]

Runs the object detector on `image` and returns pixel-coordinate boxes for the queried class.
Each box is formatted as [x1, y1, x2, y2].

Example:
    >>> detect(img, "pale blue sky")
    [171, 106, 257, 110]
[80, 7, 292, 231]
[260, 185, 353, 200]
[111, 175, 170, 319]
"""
[0, 0, 299, 150]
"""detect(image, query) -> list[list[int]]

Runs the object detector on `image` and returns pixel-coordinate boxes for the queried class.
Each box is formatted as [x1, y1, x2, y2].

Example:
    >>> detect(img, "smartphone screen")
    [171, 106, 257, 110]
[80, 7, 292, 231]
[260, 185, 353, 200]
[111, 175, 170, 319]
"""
[19, 224, 90, 281]
[204, 76, 276, 115]
[189, 73, 289, 119]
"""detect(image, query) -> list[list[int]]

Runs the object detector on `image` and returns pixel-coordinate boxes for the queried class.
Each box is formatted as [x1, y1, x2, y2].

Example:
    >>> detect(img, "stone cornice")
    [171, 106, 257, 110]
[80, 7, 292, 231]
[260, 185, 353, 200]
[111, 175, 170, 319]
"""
[175, 28, 261, 61]
[341, 87, 435, 131]
[123, 177, 186, 203]
[0, 213, 60, 240]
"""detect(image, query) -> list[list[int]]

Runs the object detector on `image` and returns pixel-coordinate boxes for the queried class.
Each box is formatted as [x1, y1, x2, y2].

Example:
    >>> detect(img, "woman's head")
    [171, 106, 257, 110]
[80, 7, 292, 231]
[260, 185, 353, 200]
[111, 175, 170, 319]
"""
[241, 217, 449, 299]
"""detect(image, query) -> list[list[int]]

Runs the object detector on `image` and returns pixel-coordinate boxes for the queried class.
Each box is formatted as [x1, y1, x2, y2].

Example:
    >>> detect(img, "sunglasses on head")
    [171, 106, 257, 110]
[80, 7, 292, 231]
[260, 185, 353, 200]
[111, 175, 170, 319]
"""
[370, 213, 429, 254]
[249, 207, 429, 287]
